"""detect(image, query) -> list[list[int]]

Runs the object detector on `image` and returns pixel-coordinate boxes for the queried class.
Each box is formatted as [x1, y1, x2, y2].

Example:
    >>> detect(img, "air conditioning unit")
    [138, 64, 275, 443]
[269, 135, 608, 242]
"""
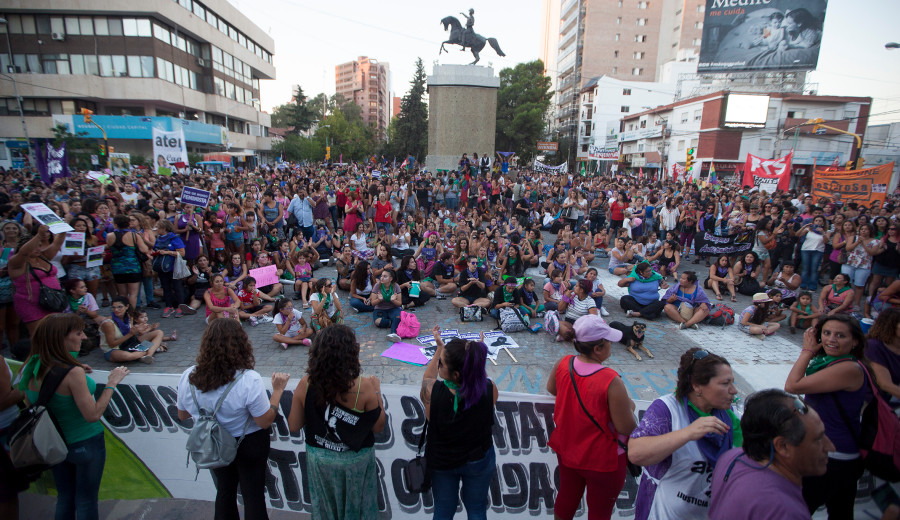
[197, 58, 206, 67]
[795, 168, 806, 176]
[51, 32, 65, 41]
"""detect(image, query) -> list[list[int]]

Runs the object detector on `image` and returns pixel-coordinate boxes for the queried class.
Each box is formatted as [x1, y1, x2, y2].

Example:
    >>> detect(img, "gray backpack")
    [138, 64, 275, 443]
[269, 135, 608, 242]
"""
[185, 371, 251, 476]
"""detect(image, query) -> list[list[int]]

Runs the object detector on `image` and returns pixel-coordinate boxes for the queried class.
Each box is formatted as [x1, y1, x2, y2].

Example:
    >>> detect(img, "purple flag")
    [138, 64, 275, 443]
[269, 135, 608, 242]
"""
[45, 142, 70, 183]
[35, 140, 49, 183]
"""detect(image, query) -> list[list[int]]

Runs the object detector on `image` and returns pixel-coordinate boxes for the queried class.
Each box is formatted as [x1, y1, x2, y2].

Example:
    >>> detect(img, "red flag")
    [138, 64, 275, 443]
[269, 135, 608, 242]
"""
[400, 158, 408, 169]
[639, 167, 644, 179]
[742, 151, 793, 192]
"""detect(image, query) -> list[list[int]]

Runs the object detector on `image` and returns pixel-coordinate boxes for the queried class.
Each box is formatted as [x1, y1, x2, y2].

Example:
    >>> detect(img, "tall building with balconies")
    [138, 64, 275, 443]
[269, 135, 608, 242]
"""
[0, 0, 276, 168]
[335, 56, 390, 139]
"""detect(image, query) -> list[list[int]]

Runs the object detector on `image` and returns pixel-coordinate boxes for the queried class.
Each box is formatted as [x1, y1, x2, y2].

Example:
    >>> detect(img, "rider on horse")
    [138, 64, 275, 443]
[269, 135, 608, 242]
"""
[459, 8, 474, 48]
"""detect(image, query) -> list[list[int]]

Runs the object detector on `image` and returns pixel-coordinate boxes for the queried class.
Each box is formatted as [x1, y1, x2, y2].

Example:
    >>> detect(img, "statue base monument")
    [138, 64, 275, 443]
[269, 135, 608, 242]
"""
[425, 64, 499, 172]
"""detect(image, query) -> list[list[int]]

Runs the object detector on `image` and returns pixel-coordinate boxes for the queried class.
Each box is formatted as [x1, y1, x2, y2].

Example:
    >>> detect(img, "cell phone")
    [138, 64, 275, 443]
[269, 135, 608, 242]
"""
[873, 483, 900, 512]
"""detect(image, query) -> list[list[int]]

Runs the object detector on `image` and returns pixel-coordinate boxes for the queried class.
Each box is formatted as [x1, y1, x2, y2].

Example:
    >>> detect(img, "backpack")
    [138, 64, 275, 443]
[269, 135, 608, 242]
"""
[705, 304, 735, 327]
[8, 366, 73, 480]
[498, 307, 529, 333]
[397, 311, 421, 338]
[831, 361, 900, 482]
[185, 371, 251, 477]
[544, 310, 561, 336]
[459, 305, 484, 322]
[152, 234, 177, 273]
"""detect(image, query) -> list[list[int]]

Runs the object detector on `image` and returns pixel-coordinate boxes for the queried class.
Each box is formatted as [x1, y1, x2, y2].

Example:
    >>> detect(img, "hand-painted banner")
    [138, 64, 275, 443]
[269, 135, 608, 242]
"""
[695, 230, 755, 257]
[588, 145, 619, 161]
[77, 370, 655, 518]
[742, 151, 792, 193]
[534, 160, 567, 173]
[811, 162, 894, 209]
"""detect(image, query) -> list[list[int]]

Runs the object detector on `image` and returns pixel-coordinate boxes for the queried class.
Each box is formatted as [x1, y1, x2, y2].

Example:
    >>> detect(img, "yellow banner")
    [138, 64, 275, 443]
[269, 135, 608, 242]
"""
[811, 162, 894, 208]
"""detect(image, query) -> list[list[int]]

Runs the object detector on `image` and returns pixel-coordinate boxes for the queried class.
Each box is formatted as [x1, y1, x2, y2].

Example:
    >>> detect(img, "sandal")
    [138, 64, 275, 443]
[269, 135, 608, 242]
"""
[157, 344, 169, 352]
[139, 355, 154, 364]
[716, 294, 723, 301]
[731, 296, 738, 302]
[166, 330, 178, 342]
[101, 298, 111, 308]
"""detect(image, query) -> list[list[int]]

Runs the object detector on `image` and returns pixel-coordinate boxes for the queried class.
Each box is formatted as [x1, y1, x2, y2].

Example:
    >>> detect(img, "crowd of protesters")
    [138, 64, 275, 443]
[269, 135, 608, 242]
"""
[2, 155, 900, 519]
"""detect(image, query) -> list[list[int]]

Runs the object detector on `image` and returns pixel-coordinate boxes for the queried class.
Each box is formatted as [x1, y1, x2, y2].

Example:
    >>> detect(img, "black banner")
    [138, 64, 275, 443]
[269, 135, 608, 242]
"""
[694, 230, 754, 256]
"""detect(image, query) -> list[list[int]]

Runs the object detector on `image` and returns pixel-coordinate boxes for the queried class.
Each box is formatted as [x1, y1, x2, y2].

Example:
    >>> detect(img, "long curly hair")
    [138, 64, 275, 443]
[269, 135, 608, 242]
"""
[868, 308, 900, 345]
[189, 319, 256, 392]
[307, 324, 361, 407]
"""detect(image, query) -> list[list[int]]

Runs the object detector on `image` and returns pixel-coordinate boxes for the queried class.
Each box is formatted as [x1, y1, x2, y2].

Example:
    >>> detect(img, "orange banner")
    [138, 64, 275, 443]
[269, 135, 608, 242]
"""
[811, 162, 894, 208]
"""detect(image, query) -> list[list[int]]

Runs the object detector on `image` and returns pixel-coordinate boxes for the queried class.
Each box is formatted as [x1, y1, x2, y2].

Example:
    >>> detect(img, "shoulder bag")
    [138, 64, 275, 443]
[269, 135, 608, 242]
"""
[568, 357, 641, 478]
[28, 264, 67, 312]
[404, 420, 431, 493]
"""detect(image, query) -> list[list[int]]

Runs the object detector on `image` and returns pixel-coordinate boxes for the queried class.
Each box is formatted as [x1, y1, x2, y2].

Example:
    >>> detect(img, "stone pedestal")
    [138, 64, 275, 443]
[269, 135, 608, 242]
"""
[425, 64, 499, 172]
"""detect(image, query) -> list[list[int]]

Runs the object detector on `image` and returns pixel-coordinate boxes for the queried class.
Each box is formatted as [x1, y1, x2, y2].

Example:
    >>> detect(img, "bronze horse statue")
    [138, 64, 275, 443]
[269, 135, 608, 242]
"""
[439, 16, 505, 65]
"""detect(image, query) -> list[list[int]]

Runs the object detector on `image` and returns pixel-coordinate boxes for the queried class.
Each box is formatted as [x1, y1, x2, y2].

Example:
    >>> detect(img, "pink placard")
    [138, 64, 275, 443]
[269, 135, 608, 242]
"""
[248, 265, 278, 287]
[381, 342, 428, 366]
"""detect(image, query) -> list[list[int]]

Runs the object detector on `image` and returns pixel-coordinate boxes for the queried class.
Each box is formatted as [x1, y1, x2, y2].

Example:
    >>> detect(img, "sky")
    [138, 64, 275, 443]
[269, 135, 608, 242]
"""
[234, 0, 900, 125]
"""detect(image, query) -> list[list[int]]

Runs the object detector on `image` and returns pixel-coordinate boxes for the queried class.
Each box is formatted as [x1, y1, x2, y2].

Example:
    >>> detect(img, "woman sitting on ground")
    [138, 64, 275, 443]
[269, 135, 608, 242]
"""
[309, 278, 343, 331]
[371, 270, 403, 342]
[272, 298, 313, 350]
[618, 262, 669, 320]
[396, 254, 433, 310]
[181, 254, 215, 315]
[99, 297, 166, 364]
[818, 272, 855, 315]
[203, 273, 241, 323]
[705, 254, 737, 302]
[558, 278, 599, 341]
[662, 271, 711, 330]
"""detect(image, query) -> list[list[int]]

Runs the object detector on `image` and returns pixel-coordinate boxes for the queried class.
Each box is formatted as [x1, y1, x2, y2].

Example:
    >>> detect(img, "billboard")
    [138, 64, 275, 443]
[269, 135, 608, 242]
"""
[698, 0, 828, 73]
[152, 128, 188, 176]
[723, 94, 770, 128]
[536, 141, 558, 151]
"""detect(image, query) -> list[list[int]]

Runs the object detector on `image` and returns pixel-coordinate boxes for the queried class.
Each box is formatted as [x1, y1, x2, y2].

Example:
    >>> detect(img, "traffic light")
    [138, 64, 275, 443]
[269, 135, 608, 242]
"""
[98, 144, 106, 156]
[846, 160, 854, 170]
[685, 147, 695, 174]
[325, 146, 331, 160]
[856, 157, 866, 169]
[81, 108, 93, 123]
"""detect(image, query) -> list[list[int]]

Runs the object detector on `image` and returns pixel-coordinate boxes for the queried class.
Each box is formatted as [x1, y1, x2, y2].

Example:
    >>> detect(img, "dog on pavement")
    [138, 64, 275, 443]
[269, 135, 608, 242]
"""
[609, 321, 654, 361]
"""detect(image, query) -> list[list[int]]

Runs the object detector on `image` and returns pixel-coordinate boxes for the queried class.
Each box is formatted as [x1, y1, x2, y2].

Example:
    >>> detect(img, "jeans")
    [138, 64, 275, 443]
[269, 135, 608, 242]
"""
[373, 306, 401, 333]
[137, 275, 155, 307]
[158, 270, 184, 308]
[376, 221, 392, 235]
[446, 197, 459, 210]
[210, 428, 270, 520]
[800, 250, 824, 291]
[300, 225, 314, 240]
[431, 446, 496, 520]
[592, 296, 604, 308]
[51, 432, 106, 520]
[349, 297, 374, 313]
[329, 206, 339, 230]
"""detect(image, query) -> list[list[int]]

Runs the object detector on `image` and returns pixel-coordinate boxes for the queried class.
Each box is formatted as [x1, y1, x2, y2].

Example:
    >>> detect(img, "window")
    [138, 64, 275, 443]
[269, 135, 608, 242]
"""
[123, 18, 138, 36]
[681, 112, 689, 123]
[107, 18, 123, 36]
[635, 34, 646, 42]
[153, 23, 170, 44]
[694, 21, 703, 29]
[36, 16, 51, 34]
[612, 67, 617, 74]
[824, 109, 836, 120]
[21, 15, 36, 34]
[212, 46, 223, 64]
[218, 18, 228, 35]
[226, 82, 236, 100]
[638, 1, 649, 8]
[697, 4, 704, 12]
[623, 88, 632, 95]
[206, 11, 217, 27]
[50, 17, 65, 35]
[70, 54, 85, 75]
[84, 55, 99, 75]
[694, 109, 702, 121]
[614, 50, 619, 58]
[156, 58, 174, 82]
[637, 18, 647, 26]
[127, 56, 142, 77]
[615, 34, 620, 41]
[112, 55, 127, 77]
[786, 110, 803, 118]
[192, 2, 205, 18]
[677, 141, 685, 151]
[214, 77, 226, 96]
[632, 67, 643, 75]
[844, 110, 855, 119]
[616, 17, 622, 25]
[6, 15, 22, 34]
[94, 17, 108, 35]
[99, 55, 113, 77]
[65, 17, 80, 35]
[136, 19, 151, 37]
[140, 56, 154, 77]
[79, 17, 93, 36]
[640, 120, 646, 129]
[692, 38, 701, 46]
[42, 54, 70, 74]
[621, 106, 630, 113]
[633, 52, 644, 59]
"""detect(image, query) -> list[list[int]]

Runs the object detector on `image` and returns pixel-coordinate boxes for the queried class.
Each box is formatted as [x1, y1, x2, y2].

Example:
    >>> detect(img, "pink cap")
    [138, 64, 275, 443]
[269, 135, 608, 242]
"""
[573, 315, 622, 343]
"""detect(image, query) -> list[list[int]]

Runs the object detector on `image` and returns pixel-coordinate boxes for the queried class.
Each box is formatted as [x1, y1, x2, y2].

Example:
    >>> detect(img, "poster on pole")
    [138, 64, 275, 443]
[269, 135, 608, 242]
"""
[742, 151, 793, 193]
[811, 162, 894, 208]
[152, 127, 188, 176]
[21, 203, 73, 233]
[697, 0, 828, 73]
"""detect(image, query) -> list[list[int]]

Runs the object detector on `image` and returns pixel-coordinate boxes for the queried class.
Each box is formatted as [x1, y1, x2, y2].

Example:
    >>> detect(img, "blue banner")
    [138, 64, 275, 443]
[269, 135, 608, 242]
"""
[55, 115, 223, 145]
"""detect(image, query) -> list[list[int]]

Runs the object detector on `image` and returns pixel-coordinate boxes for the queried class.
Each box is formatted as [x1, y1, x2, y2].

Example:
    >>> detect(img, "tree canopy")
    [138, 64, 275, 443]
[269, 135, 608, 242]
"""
[269, 85, 316, 132]
[384, 58, 428, 161]
[495, 60, 553, 160]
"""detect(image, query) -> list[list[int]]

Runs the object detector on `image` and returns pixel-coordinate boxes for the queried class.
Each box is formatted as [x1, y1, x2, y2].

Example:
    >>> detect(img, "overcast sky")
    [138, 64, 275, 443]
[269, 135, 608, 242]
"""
[236, 0, 900, 125]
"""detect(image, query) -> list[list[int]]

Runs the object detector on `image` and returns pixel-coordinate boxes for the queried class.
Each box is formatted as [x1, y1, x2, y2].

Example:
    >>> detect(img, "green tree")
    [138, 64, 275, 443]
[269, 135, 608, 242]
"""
[51, 124, 100, 170]
[269, 86, 316, 132]
[273, 135, 321, 162]
[330, 93, 363, 126]
[307, 93, 332, 122]
[495, 60, 553, 160]
[390, 58, 428, 161]
[314, 110, 376, 162]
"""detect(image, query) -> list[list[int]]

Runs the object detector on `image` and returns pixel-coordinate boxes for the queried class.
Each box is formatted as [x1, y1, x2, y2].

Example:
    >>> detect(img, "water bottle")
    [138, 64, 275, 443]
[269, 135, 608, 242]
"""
[732, 396, 745, 416]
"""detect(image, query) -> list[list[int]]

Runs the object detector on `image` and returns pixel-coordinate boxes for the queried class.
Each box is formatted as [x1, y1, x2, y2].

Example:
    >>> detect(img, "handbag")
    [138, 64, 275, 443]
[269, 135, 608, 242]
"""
[173, 253, 191, 280]
[28, 264, 67, 312]
[404, 420, 431, 493]
[132, 232, 149, 264]
[567, 357, 642, 478]
[8, 366, 73, 480]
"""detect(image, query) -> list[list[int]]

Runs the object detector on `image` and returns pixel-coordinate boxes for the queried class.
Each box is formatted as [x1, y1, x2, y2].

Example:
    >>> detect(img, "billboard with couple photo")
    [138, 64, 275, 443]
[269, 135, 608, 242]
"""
[698, 0, 828, 73]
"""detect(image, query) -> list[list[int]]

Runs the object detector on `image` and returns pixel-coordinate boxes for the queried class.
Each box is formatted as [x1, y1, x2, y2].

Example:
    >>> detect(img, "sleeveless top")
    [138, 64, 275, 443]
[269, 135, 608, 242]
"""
[205, 289, 232, 317]
[548, 356, 620, 472]
[805, 361, 868, 455]
[225, 216, 242, 241]
[262, 201, 281, 226]
[110, 231, 142, 274]
[425, 380, 495, 471]
[21, 360, 104, 445]
[304, 377, 380, 452]
[639, 394, 713, 520]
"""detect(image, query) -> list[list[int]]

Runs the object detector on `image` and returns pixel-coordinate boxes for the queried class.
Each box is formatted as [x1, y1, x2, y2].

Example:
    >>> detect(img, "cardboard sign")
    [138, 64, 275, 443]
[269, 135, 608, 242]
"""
[62, 232, 86, 256]
[21, 203, 73, 233]
[180, 186, 212, 208]
[248, 265, 278, 288]
[85, 246, 105, 268]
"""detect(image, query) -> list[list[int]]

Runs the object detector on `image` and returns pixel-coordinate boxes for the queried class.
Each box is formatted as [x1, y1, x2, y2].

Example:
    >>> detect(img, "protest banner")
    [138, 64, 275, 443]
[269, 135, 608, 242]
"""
[533, 160, 567, 173]
[248, 265, 278, 287]
[742, 151, 792, 193]
[58, 370, 654, 518]
[180, 186, 213, 208]
[110, 153, 131, 175]
[21, 203, 73, 233]
[62, 232, 86, 256]
[811, 162, 894, 208]
[694, 230, 754, 257]
[588, 144, 619, 161]
[152, 127, 188, 176]
[87, 171, 113, 185]
[85, 245, 105, 268]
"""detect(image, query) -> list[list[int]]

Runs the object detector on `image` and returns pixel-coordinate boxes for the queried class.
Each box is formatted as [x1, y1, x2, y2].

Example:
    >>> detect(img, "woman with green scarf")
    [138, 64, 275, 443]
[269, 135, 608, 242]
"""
[371, 270, 403, 342]
[618, 262, 670, 320]
[309, 278, 343, 330]
[818, 273, 854, 315]
[784, 315, 869, 518]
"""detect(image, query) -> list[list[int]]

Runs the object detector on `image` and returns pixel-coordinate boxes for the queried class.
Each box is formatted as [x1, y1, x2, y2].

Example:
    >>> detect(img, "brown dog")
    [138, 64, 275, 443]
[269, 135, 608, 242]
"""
[609, 321, 654, 361]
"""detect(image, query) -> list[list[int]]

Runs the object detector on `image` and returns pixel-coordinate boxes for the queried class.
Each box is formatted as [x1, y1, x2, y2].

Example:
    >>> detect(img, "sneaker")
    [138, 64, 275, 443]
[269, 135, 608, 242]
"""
[626, 310, 634, 318]
[677, 322, 684, 330]
[600, 306, 610, 317]
[691, 323, 699, 330]
[387, 333, 401, 343]
[179, 304, 197, 315]
[259, 315, 274, 323]
[174, 309, 183, 318]
[280, 342, 289, 350]
[162, 307, 174, 318]
[301, 338, 312, 346]
[250, 316, 258, 327]
[436, 293, 447, 300]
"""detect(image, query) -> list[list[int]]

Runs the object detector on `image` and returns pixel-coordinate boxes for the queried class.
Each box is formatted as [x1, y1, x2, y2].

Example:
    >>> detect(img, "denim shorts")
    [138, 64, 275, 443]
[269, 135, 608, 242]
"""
[67, 264, 102, 281]
[841, 264, 871, 288]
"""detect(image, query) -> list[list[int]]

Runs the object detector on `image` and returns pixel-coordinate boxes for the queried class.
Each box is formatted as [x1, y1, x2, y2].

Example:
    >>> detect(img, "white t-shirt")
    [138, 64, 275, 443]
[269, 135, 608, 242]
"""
[176, 367, 270, 437]
[273, 308, 304, 337]
[121, 191, 140, 204]
[310, 292, 337, 317]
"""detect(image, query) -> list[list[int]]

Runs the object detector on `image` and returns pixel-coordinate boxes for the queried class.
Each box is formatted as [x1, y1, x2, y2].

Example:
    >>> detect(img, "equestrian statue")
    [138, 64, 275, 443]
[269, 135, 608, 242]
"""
[439, 9, 506, 65]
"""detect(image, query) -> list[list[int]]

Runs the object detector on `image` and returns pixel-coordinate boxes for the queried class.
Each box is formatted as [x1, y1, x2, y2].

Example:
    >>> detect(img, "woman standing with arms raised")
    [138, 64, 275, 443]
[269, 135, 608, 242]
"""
[288, 325, 385, 519]
[547, 315, 637, 520]
[177, 319, 289, 520]
[420, 325, 498, 520]
[18, 314, 130, 519]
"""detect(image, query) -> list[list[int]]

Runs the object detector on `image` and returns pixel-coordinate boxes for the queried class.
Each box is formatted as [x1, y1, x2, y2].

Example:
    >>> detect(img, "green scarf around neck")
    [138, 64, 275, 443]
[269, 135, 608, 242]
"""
[443, 379, 461, 413]
[805, 353, 856, 376]
[629, 264, 663, 283]
[380, 283, 394, 303]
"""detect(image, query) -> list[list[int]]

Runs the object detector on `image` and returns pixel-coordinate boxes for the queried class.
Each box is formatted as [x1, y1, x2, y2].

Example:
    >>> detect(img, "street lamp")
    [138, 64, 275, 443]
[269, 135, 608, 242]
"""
[0, 18, 31, 161]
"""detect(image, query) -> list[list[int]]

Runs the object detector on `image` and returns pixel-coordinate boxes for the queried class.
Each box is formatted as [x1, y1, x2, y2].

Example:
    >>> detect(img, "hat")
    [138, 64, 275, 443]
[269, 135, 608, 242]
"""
[752, 293, 772, 304]
[573, 315, 622, 343]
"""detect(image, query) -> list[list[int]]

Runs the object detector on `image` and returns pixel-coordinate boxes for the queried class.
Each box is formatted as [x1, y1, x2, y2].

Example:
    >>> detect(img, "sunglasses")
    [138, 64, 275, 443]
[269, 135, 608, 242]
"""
[688, 349, 709, 372]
